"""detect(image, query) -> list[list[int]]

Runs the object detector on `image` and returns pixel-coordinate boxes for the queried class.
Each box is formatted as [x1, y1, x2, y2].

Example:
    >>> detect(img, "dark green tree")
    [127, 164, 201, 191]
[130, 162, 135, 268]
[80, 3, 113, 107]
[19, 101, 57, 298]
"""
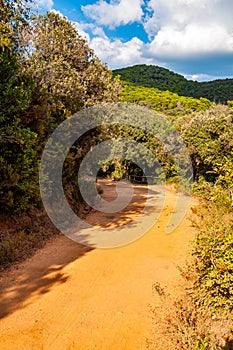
[0, 0, 39, 214]
[181, 105, 233, 183]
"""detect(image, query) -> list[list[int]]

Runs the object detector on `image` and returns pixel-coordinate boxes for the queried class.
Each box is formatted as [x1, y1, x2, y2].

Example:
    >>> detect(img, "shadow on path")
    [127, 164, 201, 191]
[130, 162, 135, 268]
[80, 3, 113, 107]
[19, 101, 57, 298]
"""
[0, 236, 93, 319]
[86, 180, 161, 230]
[0, 180, 162, 320]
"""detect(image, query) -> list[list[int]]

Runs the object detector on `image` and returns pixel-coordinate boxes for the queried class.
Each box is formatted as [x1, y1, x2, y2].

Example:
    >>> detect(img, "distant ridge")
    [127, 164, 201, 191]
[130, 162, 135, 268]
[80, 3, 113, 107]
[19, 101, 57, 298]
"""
[113, 64, 233, 103]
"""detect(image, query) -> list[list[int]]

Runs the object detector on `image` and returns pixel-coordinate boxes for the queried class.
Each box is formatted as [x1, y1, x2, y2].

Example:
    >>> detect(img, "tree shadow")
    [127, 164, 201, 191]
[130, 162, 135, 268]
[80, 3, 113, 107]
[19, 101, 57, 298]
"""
[0, 180, 163, 320]
[85, 180, 163, 230]
[0, 236, 93, 319]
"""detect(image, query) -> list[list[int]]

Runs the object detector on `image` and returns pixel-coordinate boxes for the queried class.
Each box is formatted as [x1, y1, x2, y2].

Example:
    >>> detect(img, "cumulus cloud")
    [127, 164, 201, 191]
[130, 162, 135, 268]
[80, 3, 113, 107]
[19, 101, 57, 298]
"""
[35, 0, 233, 78]
[89, 35, 154, 69]
[184, 73, 228, 82]
[50, 9, 65, 17]
[78, 0, 233, 75]
[144, 0, 233, 57]
[82, 0, 144, 28]
[35, 0, 53, 10]
[146, 24, 233, 59]
[72, 22, 91, 42]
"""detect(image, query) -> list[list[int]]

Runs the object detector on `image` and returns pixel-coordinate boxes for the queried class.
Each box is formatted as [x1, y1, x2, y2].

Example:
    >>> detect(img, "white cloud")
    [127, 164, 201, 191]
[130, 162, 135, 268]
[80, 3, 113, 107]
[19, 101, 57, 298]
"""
[147, 24, 233, 58]
[82, 0, 144, 28]
[89, 35, 154, 69]
[35, 0, 233, 78]
[91, 26, 107, 39]
[144, 0, 233, 57]
[184, 73, 227, 82]
[50, 9, 65, 17]
[72, 22, 90, 42]
[35, 0, 53, 10]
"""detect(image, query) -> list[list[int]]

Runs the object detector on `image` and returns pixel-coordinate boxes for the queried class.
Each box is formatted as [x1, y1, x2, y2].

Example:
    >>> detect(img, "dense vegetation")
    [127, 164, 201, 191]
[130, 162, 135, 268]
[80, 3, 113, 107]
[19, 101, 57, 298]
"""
[1, 1, 233, 347]
[0, 0, 120, 265]
[121, 82, 212, 117]
[0, 2, 120, 216]
[120, 82, 233, 349]
[113, 64, 233, 103]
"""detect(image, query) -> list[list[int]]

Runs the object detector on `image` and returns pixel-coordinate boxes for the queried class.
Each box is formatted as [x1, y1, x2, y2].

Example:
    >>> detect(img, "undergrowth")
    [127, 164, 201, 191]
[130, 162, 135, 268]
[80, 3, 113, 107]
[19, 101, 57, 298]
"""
[0, 208, 59, 270]
[150, 183, 233, 350]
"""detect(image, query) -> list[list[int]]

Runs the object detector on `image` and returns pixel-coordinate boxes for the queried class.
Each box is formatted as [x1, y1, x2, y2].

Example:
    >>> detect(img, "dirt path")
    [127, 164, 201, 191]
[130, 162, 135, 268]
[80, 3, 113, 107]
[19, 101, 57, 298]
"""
[0, 181, 196, 350]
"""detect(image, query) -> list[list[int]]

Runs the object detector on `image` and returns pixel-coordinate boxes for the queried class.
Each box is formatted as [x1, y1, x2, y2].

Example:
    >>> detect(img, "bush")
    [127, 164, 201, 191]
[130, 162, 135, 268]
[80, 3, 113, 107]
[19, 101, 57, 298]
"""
[191, 185, 233, 314]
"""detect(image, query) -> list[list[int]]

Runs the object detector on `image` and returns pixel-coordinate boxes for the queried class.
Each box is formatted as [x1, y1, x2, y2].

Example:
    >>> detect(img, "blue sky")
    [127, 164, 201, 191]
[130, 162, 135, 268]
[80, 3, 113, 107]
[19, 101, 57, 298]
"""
[36, 0, 233, 81]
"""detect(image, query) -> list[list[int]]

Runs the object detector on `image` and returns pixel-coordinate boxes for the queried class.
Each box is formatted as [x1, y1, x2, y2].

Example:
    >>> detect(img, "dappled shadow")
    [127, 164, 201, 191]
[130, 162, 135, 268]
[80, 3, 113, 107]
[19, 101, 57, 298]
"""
[85, 179, 163, 230]
[0, 236, 93, 319]
[0, 180, 163, 320]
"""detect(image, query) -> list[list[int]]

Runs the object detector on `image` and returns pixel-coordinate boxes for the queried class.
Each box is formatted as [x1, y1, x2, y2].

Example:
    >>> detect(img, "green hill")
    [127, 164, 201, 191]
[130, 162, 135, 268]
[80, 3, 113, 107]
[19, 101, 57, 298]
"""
[120, 82, 212, 117]
[113, 64, 233, 103]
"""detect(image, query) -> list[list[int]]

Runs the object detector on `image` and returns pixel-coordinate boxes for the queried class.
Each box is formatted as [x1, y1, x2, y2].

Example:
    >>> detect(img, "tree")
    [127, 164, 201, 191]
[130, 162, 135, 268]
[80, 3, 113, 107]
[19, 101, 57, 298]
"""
[23, 12, 120, 126]
[181, 105, 233, 183]
[0, 0, 39, 214]
[0, 7, 120, 215]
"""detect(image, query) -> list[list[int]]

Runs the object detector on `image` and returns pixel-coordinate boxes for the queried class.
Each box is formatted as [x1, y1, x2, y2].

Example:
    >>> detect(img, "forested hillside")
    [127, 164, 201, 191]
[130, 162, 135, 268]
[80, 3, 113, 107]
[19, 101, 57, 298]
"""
[113, 64, 233, 103]
[121, 82, 212, 117]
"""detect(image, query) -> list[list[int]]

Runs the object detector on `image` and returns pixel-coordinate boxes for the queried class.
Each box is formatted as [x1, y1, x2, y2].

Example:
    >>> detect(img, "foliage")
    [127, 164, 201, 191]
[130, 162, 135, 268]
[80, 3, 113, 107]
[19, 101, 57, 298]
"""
[191, 185, 233, 314]
[150, 277, 233, 350]
[163, 183, 233, 349]
[0, 208, 59, 268]
[0, 5, 120, 216]
[1, 11, 233, 345]
[23, 12, 120, 125]
[0, 0, 31, 31]
[113, 64, 189, 94]
[149, 183, 233, 349]
[81, 108, 188, 184]
[0, 4, 39, 214]
[121, 82, 212, 116]
[115, 82, 213, 185]
[113, 64, 233, 103]
[181, 105, 233, 182]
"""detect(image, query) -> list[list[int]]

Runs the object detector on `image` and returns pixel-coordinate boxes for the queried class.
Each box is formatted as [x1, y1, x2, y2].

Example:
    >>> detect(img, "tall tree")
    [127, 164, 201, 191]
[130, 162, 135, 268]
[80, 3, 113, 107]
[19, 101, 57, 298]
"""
[23, 12, 120, 126]
[0, 0, 39, 214]
[1, 8, 120, 215]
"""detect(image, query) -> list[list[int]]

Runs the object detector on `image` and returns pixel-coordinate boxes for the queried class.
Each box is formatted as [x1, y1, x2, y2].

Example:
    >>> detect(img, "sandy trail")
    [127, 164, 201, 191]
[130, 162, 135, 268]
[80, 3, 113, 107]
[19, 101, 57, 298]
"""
[0, 180, 196, 350]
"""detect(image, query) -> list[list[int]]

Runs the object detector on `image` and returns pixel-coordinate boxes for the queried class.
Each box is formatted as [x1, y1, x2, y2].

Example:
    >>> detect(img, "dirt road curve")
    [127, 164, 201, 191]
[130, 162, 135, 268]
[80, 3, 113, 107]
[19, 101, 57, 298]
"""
[0, 180, 196, 350]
